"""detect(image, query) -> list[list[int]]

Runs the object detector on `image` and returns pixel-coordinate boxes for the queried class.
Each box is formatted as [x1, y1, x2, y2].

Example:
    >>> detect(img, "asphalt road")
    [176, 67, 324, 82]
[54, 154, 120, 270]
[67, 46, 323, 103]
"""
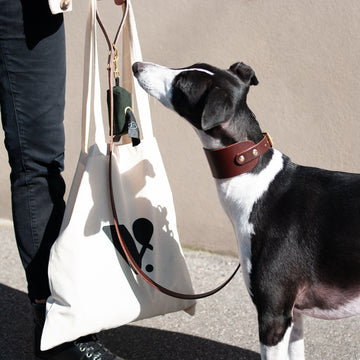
[0, 219, 359, 360]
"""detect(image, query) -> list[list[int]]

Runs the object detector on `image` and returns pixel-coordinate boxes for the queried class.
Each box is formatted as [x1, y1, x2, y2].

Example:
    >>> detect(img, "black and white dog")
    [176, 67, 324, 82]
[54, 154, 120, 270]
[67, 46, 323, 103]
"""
[132, 61, 360, 360]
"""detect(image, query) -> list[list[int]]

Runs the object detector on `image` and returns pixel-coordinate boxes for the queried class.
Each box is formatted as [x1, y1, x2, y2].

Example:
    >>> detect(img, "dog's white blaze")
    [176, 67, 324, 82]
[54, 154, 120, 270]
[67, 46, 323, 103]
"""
[215, 150, 284, 295]
[134, 63, 177, 109]
[135, 62, 214, 109]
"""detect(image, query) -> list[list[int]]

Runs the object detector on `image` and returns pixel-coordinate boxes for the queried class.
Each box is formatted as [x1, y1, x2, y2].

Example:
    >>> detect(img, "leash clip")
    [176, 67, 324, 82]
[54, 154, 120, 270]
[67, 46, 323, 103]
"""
[112, 45, 120, 79]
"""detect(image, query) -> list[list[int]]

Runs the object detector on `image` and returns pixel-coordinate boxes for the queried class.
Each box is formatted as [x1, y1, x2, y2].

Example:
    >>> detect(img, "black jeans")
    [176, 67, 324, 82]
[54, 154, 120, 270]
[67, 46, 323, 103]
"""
[0, 0, 66, 301]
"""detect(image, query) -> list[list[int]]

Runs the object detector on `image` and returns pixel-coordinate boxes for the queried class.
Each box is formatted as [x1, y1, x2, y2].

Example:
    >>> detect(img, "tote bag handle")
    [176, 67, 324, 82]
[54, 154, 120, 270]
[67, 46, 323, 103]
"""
[122, 1, 153, 139]
[82, 0, 107, 155]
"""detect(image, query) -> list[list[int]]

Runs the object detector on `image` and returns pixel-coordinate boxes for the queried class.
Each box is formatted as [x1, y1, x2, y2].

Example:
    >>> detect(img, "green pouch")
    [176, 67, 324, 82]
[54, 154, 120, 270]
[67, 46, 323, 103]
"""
[107, 86, 132, 136]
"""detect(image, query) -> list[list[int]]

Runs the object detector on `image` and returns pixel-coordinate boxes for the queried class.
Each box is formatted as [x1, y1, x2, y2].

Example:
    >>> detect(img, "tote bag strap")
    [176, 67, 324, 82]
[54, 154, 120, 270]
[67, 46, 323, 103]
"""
[98, 0, 240, 300]
[122, 1, 153, 139]
[82, 0, 107, 155]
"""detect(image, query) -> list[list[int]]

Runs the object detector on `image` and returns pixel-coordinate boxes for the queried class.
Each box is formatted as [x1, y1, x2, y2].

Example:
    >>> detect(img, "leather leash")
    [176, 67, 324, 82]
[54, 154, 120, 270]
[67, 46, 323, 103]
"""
[97, 0, 240, 299]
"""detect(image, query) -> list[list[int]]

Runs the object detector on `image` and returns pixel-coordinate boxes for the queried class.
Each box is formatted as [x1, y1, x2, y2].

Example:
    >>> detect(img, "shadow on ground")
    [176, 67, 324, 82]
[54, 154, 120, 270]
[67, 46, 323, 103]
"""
[0, 283, 260, 360]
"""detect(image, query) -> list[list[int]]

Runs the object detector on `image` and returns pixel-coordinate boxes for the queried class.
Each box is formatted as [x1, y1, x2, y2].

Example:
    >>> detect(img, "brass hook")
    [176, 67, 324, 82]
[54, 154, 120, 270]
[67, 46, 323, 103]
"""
[112, 44, 120, 79]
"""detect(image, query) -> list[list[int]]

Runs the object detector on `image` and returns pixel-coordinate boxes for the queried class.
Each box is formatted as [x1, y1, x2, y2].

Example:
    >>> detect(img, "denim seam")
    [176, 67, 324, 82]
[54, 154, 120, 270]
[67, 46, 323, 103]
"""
[0, 42, 39, 249]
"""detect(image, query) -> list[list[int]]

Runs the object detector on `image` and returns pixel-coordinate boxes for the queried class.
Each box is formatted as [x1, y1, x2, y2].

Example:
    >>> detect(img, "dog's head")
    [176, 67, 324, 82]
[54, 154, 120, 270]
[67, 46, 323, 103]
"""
[133, 61, 260, 148]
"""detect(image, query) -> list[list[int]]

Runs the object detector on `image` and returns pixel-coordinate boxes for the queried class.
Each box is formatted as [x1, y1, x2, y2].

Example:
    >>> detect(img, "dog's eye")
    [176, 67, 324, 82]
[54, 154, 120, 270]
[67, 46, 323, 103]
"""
[174, 75, 187, 88]
[173, 77, 193, 97]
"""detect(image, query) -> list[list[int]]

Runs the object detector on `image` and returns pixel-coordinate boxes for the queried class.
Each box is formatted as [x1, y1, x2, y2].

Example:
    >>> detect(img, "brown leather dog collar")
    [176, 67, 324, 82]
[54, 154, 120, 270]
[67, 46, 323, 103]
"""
[203, 132, 273, 179]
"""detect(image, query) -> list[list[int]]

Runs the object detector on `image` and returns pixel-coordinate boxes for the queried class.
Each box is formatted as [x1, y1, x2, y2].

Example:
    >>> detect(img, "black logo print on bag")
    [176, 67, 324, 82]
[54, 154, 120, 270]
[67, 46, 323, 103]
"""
[103, 218, 154, 273]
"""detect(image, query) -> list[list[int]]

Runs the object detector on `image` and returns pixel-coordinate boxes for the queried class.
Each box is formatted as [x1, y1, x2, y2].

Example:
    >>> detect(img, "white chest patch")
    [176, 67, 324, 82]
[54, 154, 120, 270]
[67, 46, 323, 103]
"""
[215, 149, 284, 294]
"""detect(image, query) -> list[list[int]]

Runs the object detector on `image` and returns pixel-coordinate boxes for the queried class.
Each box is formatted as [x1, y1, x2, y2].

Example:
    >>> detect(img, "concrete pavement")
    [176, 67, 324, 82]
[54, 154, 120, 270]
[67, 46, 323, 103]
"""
[0, 219, 359, 359]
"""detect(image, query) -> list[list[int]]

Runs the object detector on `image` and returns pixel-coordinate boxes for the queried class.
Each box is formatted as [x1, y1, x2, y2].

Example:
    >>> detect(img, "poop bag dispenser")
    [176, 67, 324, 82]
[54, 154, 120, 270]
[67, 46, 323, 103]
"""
[107, 84, 140, 146]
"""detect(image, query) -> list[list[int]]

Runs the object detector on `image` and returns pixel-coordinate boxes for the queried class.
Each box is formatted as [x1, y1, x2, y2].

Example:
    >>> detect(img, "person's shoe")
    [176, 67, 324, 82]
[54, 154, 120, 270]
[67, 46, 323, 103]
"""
[32, 303, 125, 360]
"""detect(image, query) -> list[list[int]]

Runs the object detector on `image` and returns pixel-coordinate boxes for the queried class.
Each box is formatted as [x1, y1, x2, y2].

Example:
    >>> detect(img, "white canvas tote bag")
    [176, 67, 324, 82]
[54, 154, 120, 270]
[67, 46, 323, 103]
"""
[41, 0, 195, 350]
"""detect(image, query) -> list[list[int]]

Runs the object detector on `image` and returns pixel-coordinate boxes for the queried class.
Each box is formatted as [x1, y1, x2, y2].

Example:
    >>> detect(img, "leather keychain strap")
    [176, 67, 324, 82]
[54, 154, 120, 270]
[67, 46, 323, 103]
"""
[97, 0, 240, 300]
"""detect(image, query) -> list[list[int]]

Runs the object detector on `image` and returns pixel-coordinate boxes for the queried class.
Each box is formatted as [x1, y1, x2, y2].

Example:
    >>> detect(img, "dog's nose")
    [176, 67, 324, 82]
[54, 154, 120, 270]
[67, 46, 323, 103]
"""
[132, 62, 143, 77]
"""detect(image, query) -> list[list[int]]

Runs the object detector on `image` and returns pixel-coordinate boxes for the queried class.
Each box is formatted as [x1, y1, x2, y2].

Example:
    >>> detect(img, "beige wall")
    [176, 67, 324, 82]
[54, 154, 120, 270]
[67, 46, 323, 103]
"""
[1, 0, 359, 255]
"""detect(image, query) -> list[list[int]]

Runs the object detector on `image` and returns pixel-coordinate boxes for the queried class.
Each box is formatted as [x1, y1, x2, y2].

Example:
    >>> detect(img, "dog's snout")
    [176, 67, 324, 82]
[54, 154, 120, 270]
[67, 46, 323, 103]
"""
[132, 62, 144, 77]
[132, 62, 139, 76]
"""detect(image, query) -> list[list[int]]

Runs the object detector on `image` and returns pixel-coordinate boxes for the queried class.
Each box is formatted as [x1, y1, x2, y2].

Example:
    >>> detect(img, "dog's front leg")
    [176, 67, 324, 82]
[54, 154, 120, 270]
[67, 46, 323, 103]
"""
[260, 328, 290, 360]
[288, 312, 304, 360]
[259, 313, 291, 360]
[259, 312, 305, 360]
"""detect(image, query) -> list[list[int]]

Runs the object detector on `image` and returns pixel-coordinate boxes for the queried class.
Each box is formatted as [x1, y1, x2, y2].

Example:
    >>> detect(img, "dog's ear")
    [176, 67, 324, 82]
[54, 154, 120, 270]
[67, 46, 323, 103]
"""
[229, 62, 258, 86]
[201, 87, 233, 131]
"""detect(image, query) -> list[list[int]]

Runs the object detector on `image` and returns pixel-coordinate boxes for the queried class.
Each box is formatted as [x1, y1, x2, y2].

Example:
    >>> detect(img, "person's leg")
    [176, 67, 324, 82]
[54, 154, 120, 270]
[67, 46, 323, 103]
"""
[0, 0, 66, 303]
[0, 1, 125, 358]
